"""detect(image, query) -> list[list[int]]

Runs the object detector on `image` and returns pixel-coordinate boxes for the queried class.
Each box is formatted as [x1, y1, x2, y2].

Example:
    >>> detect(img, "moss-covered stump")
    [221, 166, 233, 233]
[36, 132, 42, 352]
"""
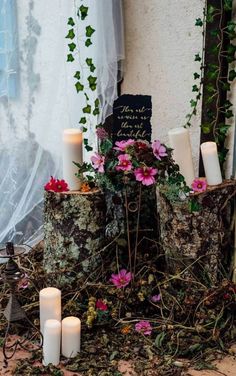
[44, 190, 106, 286]
[158, 180, 236, 283]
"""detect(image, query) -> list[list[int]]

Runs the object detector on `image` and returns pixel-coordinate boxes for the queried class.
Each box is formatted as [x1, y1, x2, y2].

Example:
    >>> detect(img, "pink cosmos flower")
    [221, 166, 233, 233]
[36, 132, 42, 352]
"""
[152, 140, 167, 160]
[114, 139, 135, 151]
[151, 294, 161, 303]
[96, 299, 108, 311]
[134, 167, 158, 186]
[116, 154, 132, 171]
[191, 178, 207, 193]
[135, 320, 152, 336]
[110, 269, 132, 288]
[91, 152, 105, 173]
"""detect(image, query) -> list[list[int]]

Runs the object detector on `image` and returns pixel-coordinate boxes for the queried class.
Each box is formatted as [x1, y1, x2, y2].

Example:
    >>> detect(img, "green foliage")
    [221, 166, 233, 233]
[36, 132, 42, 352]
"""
[195, 18, 203, 27]
[78, 5, 89, 20]
[66, 28, 75, 39]
[68, 42, 76, 52]
[86, 25, 95, 37]
[67, 17, 75, 26]
[188, 199, 202, 212]
[67, 53, 74, 62]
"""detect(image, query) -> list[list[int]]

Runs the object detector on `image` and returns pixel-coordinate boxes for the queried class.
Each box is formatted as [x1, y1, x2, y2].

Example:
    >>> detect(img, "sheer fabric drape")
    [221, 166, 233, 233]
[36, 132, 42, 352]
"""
[0, 0, 124, 246]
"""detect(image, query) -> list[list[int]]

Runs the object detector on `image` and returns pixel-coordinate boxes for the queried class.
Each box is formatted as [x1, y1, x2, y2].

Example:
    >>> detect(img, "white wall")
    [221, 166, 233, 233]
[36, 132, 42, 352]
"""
[122, 0, 235, 177]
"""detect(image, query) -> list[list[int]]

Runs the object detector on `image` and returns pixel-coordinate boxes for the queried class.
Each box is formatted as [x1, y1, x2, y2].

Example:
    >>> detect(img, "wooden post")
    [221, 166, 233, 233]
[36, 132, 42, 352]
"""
[158, 180, 235, 284]
[43, 190, 106, 287]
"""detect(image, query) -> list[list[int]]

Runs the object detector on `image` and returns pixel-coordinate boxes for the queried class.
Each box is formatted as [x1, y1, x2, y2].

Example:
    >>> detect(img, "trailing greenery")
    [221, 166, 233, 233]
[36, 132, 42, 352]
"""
[185, 0, 236, 170]
[66, 2, 98, 151]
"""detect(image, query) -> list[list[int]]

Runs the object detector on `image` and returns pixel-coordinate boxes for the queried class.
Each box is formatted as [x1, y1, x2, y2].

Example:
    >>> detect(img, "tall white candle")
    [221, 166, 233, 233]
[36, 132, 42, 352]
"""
[43, 319, 61, 366]
[40, 287, 61, 336]
[200, 142, 222, 185]
[63, 129, 83, 191]
[168, 127, 195, 187]
[62, 316, 81, 358]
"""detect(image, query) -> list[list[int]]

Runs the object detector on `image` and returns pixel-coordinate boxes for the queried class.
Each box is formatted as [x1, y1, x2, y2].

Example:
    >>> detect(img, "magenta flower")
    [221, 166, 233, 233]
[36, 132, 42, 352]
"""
[96, 299, 108, 311]
[91, 152, 105, 173]
[96, 127, 108, 140]
[135, 320, 152, 336]
[152, 140, 167, 160]
[110, 269, 132, 288]
[134, 167, 158, 186]
[191, 178, 207, 193]
[151, 294, 161, 303]
[116, 154, 132, 171]
[114, 139, 135, 151]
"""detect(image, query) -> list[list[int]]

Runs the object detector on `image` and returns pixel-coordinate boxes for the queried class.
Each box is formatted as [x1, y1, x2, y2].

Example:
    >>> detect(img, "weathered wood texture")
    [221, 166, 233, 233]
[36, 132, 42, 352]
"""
[159, 180, 235, 283]
[44, 190, 106, 286]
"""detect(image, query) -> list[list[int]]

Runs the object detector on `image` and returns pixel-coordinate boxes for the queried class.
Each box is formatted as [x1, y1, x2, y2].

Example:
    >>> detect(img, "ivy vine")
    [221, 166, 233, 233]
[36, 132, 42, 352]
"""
[185, 0, 236, 171]
[66, 2, 99, 151]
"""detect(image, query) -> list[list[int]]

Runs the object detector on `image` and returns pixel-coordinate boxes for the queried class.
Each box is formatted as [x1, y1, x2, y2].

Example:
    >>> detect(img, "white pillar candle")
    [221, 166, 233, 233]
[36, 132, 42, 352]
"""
[40, 287, 61, 336]
[43, 319, 61, 366]
[200, 142, 222, 185]
[62, 316, 81, 358]
[63, 129, 83, 191]
[168, 127, 195, 187]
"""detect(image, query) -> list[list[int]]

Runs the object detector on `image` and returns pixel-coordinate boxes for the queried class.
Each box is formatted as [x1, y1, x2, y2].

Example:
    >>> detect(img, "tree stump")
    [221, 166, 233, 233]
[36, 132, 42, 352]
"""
[44, 190, 106, 287]
[158, 180, 235, 284]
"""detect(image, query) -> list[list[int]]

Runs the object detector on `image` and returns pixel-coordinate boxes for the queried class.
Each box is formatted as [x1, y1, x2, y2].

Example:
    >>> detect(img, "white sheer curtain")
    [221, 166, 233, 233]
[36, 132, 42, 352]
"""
[0, 0, 124, 246]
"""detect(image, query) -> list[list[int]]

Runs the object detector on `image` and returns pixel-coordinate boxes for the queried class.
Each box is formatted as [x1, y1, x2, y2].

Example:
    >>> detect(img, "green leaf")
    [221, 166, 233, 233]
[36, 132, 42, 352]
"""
[218, 148, 228, 164]
[193, 72, 200, 79]
[225, 109, 234, 118]
[90, 64, 96, 72]
[68, 42, 76, 52]
[206, 83, 216, 93]
[83, 105, 91, 114]
[188, 199, 202, 212]
[192, 85, 199, 92]
[228, 69, 236, 81]
[85, 38, 92, 47]
[82, 127, 87, 132]
[206, 70, 218, 80]
[195, 18, 203, 26]
[194, 53, 201, 62]
[94, 98, 99, 107]
[79, 117, 87, 124]
[100, 139, 113, 154]
[84, 92, 89, 101]
[75, 82, 84, 92]
[224, 0, 233, 11]
[86, 25, 95, 37]
[218, 123, 230, 135]
[67, 17, 75, 26]
[210, 30, 218, 37]
[201, 123, 211, 134]
[190, 99, 197, 107]
[88, 75, 97, 91]
[65, 29, 75, 39]
[86, 58, 93, 66]
[222, 82, 230, 91]
[78, 5, 88, 20]
[227, 44, 236, 55]
[223, 100, 233, 109]
[74, 71, 81, 80]
[93, 108, 100, 116]
[67, 53, 74, 62]
[85, 144, 93, 152]
[155, 332, 166, 349]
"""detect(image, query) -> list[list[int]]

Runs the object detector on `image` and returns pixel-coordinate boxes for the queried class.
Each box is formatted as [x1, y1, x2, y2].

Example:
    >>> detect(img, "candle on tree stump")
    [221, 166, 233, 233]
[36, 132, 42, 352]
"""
[63, 129, 83, 191]
[43, 319, 61, 366]
[62, 316, 81, 358]
[40, 287, 61, 336]
[200, 142, 222, 185]
[168, 127, 195, 187]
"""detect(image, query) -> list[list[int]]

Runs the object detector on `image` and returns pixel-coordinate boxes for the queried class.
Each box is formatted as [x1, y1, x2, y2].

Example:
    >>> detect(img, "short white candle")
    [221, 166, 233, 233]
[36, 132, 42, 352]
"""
[40, 287, 61, 336]
[43, 319, 61, 366]
[62, 316, 81, 358]
[168, 127, 195, 187]
[200, 142, 222, 185]
[63, 129, 83, 191]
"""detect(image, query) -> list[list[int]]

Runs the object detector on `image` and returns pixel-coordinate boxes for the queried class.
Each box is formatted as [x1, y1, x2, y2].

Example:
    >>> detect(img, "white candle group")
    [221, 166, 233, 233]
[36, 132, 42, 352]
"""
[200, 142, 222, 185]
[43, 320, 61, 366]
[40, 287, 61, 336]
[168, 127, 195, 187]
[62, 317, 81, 358]
[63, 129, 83, 191]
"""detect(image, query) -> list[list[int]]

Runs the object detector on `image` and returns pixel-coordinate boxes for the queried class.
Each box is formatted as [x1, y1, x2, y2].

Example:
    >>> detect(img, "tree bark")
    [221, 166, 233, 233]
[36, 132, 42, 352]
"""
[158, 180, 235, 284]
[43, 190, 106, 287]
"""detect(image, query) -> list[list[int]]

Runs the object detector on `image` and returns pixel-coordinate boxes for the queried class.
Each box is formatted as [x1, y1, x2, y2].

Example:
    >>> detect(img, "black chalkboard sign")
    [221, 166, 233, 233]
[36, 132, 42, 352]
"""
[112, 94, 152, 143]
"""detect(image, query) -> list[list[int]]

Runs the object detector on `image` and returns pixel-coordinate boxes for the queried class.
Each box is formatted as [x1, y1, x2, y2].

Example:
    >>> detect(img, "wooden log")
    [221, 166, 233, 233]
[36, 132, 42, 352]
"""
[158, 180, 236, 284]
[43, 190, 106, 287]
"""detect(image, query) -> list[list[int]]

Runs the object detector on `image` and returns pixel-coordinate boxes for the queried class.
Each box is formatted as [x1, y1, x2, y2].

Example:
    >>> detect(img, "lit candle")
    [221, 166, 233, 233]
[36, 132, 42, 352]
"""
[43, 319, 61, 366]
[200, 142, 222, 185]
[63, 129, 83, 191]
[168, 127, 195, 187]
[40, 287, 61, 336]
[62, 316, 81, 358]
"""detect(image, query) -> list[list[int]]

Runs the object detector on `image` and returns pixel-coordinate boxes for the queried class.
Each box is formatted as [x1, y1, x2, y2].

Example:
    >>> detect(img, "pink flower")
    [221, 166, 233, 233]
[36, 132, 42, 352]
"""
[44, 176, 57, 191]
[44, 177, 69, 192]
[110, 269, 132, 288]
[134, 167, 158, 186]
[91, 152, 105, 173]
[151, 294, 161, 303]
[96, 127, 108, 140]
[135, 320, 152, 336]
[114, 139, 135, 151]
[116, 154, 132, 171]
[18, 273, 29, 290]
[96, 299, 108, 311]
[191, 178, 207, 193]
[152, 140, 167, 160]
